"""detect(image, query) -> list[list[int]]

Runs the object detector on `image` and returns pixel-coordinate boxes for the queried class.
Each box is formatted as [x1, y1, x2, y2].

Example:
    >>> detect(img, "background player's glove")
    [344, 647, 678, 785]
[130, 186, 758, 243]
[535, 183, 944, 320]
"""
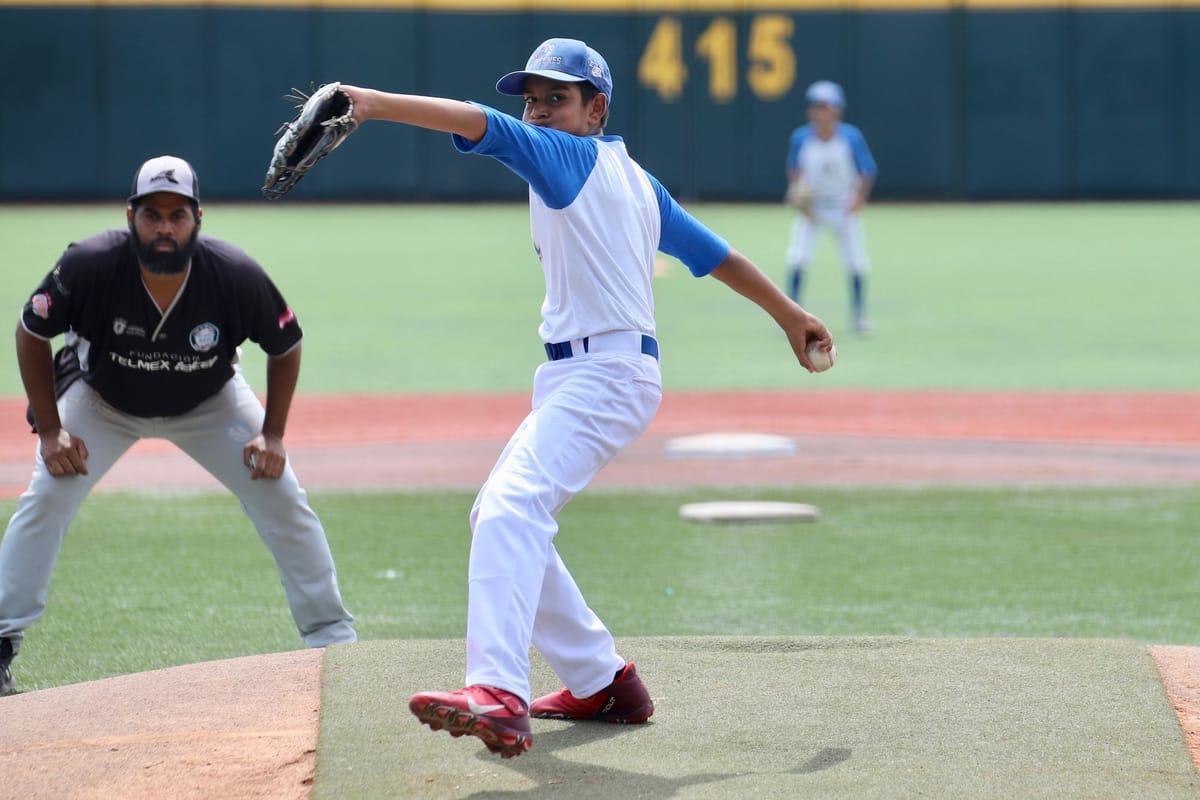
[785, 179, 813, 213]
[262, 82, 358, 200]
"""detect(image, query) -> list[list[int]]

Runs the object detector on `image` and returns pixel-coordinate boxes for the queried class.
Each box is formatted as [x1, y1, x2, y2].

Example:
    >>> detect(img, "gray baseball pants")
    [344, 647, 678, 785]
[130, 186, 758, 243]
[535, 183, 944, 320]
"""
[0, 372, 356, 654]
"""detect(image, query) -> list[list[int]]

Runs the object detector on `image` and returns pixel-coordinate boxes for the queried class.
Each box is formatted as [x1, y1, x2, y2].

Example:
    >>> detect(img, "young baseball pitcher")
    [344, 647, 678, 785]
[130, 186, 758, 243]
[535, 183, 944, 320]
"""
[337, 38, 834, 758]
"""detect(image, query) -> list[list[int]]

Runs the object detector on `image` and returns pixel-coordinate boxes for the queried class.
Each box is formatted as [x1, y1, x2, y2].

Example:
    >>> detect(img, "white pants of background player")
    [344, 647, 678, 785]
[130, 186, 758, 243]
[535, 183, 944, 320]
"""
[465, 337, 662, 704]
[785, 206, 870, 326]
[0, 370, 357, 655]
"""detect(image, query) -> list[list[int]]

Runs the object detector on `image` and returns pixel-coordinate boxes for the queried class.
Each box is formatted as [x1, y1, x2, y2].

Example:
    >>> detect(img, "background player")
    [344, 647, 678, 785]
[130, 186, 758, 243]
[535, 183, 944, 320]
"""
[335, 37, 833, 758]
[0, 155, 356, 697]
[784, 80, 879, 334]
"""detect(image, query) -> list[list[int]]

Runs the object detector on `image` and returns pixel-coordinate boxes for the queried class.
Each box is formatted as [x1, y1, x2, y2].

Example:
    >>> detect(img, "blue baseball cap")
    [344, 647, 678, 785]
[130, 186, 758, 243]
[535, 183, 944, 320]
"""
[805, 80, 845, 109]
[497, 38, 613, 103]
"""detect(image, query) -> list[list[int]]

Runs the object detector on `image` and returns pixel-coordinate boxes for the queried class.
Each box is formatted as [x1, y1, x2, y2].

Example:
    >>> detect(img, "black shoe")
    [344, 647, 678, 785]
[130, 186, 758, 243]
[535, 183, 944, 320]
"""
[0, 637, 14, 696]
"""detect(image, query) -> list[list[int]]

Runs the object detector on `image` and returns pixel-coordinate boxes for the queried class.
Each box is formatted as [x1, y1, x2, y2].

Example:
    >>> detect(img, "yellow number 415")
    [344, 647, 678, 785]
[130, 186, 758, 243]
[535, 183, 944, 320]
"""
[638, 14, 796, 104]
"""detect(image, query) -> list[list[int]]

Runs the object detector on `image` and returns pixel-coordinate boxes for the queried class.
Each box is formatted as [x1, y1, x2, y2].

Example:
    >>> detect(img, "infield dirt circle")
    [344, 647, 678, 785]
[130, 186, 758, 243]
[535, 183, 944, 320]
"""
[1, 389, 1198, 798]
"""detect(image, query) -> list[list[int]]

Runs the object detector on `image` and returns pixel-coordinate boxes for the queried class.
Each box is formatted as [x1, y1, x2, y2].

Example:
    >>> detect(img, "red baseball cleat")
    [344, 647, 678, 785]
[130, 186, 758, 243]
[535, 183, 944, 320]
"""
[408, 684, 532, 758]
[530, 662, 654, 723]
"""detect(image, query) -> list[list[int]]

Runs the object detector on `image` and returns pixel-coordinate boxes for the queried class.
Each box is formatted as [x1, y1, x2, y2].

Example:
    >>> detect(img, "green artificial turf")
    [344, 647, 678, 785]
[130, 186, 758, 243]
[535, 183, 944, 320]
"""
[313, 636, 1199, 799]
[1, 202, 1196, 394]
[5, 485, 1197, 692]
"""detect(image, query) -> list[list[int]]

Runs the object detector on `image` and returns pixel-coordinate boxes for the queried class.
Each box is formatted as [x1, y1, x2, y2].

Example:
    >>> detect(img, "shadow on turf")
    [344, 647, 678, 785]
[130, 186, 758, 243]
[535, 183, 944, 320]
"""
[793, 746, 853, 774]
[462, 727, 853, 797]
[466, 724, 733, 798]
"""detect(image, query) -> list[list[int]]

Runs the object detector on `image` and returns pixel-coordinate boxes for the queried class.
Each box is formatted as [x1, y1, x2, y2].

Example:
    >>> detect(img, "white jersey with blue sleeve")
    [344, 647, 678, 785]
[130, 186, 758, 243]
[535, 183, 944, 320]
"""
[786, 122, 877, 212]
[454, 104, 729, 343]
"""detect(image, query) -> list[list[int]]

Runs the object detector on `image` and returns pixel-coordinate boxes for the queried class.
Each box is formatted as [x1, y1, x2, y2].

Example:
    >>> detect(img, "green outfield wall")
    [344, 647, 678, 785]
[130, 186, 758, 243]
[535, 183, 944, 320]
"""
[1, 1, 1197, 201]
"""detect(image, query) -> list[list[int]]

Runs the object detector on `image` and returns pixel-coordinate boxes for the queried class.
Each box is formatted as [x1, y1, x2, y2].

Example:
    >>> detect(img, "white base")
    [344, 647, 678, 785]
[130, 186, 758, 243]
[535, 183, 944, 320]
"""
[665, 433, 797, 458]
[679, 501, 820, 524]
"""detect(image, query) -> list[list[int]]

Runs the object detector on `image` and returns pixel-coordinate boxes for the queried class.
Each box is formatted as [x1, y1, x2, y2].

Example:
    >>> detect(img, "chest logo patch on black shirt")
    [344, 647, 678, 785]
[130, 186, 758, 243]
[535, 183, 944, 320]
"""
[113, 318, 148, 338]
[189, 323, 220, 352]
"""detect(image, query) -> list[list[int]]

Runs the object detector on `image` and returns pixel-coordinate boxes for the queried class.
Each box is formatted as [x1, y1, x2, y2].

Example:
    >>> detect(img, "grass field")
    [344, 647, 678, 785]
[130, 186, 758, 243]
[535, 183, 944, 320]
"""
[1, 202, 1198, 796]
[1, 201, 1197, 394]
[7, 485, 1199, 692]
[0, 201, 1196, 692]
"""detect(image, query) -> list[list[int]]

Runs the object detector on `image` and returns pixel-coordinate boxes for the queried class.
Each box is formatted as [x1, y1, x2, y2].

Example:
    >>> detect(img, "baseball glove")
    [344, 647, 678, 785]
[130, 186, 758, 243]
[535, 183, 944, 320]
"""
[785, 179, 813, 213]
[262, 82, 358, 200]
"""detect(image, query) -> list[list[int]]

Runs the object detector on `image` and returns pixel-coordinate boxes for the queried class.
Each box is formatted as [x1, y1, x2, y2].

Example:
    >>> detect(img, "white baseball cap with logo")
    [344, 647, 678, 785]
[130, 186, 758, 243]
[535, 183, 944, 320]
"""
[805, 80, 846, 109]
[128, 155, 200, 204]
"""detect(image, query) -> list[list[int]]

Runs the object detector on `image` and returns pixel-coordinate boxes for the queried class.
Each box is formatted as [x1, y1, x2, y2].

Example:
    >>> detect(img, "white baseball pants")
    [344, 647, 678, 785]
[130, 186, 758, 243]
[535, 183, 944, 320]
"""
[465, 338, 662, 704]
[786, 207, 870, 274]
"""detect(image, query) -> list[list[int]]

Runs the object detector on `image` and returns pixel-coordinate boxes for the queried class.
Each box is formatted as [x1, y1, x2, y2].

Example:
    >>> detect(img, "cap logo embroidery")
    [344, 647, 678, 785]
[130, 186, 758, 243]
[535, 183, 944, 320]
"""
[150, 169, 180, 185]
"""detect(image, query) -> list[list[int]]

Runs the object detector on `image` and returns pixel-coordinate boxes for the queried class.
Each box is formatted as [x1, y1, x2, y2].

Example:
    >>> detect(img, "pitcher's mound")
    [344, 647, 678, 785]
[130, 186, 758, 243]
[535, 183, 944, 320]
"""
[0, 649, 322, 800]
[2, 642, 1200, 797]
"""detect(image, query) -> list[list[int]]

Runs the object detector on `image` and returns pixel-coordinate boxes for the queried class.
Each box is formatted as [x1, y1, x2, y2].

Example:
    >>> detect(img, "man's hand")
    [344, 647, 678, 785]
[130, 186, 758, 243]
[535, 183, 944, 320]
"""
[244, 433, 287, 480]
[40, 428, 89, 477]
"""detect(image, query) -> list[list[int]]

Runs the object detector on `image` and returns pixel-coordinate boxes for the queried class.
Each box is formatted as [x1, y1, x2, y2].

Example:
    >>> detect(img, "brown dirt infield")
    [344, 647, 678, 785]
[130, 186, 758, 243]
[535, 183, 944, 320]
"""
[0, 389, 1197, 797]
[2, 389, 1196, 494]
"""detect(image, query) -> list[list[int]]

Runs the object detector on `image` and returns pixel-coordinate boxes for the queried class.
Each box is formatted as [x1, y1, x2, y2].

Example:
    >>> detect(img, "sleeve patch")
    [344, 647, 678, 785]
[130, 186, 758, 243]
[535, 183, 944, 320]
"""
[30, 293, 52, 319]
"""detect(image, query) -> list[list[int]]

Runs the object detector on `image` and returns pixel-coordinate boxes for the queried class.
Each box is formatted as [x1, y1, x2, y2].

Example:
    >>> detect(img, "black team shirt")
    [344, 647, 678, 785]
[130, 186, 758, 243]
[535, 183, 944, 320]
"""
[20, 229, 302, 418]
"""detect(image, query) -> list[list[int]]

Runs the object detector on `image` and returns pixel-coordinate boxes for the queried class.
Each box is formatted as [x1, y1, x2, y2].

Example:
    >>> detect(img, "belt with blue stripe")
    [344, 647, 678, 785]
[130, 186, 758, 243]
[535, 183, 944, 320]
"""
[544, 333, 659, 362]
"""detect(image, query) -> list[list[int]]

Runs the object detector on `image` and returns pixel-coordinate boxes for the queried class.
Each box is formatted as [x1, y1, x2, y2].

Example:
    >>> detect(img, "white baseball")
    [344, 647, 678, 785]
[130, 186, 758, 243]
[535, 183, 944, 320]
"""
[806, 342, 836, 373]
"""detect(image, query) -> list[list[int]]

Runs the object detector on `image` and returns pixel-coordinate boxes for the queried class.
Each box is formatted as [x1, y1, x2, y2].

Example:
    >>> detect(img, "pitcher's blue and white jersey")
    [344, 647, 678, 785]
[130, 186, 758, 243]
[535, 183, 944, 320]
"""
[786, 123, 877, 211]
[454, 104, 730, 343]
